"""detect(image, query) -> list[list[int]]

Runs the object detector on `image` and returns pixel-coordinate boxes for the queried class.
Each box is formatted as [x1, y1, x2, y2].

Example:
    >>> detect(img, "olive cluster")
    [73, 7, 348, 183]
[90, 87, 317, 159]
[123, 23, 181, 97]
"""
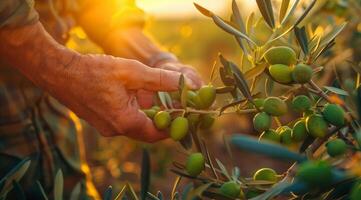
[251, 46, 348, 158]
[142, 85, 216, 141]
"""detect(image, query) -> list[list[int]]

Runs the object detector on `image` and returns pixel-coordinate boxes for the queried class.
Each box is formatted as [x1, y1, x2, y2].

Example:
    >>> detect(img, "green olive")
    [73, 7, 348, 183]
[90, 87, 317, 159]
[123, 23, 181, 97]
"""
[263, 97, 288, 116]
[253, 112, 272, 133]
[187, 91, 202, 109]
[292, 119, 308, 142]
[277, 126, 293, 145]
[219, 181, 242, 199]
[200, 114, 215, 129]
[151, 106, 161, 112]
[292, 64, 313, 84]
[142, 109, 157, 119]
[296, 161, 332, 186]
[170, 117, 189, 141]
[264, 46, 297, 65]
[322, 104, 345, 127]
[153, 111, 171, 130]
[185, 153, 205, 176]
[253, 98, 265, 109]
[268, 64, 293, 84]
[326, 138, 347, 157]
[198, 85, 216, 109]
[291, 95, 311, 113]
[306, 114, 328, 138]
[259, 129, 280, 143]
[253, 168, 277, 182]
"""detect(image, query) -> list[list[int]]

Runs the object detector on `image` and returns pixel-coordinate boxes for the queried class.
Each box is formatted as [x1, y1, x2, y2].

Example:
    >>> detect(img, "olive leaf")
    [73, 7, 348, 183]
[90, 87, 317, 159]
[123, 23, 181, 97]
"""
[179, 132, 193, 150]
[246, 12, 255, 35]
[54, 170, 63, 200]
[281, 0, 300, 25]
[36, 181, 48, 200]
[171, 176, 181, 200]
[193, 3, 213, 17]
[231, 0, 246, 33]
[215, 159, 231, 180]
[323, 86, 349, 96]
[319, 22, 347, 48]
[294, 0, 317, 27]
[294, 26, 309, 55]
[158, 92, 173, 109]
[157, 191, 164, 200]
[202, 140, 218, 180]
[103, 186, 113, 200]
[147, 192, 160, 200]
[244, 63, 267, 81]
[141, 149, 151, 200]
[0, 159, 31, 197]
[250, 178, 292, 200]
[69, 182, 81, 200]
[231, 135, 306, 162]
[256, 0, 275, 29]
[215, 86, 235, 94]
[219, 67, 235, 86]
[114, 185, 127, 200]
[179, 74, 188, 109]
[279, 0, 290, 23]
[125, 182, 139, 200]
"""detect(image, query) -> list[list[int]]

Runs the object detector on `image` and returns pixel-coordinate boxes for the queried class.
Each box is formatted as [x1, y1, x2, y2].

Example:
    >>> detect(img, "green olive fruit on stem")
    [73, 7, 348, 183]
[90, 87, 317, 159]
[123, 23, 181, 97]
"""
[292, 64, 313, 84]
[268, 64, 293, 84]
[306, 114, 328, 138]
[187, 91, 202, 109]
[322, 104, 345, 127]
[200, 114, 215, 129]
[253, 112, 272, 132]
[253, 98, 265, 109]
[170, 117, 189, 141]
[253, 168, 277, 182]
[326, 138, 347, 157]
[263, 97, 288, 116]
[185, 153, 205, 176]
[259, 129, 280, 143]
[296, 161, 332, 186]
[198, 85, 216, 109]
[277, 126, 293, 145]
[220, 181, 242, 198]
[292, 119, 308, 142]
[291, 95, 311, 113]
[264, 46, 297, 65]
[142, 109, 157, 119]
[151, 106, 161, 112]
[153, 111, 171, 130]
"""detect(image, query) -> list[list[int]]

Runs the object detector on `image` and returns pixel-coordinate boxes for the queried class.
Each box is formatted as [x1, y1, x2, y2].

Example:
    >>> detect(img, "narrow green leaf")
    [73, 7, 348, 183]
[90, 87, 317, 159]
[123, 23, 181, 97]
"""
[36, 181, 49, 200]
[294, 0, 317, 26]
[244, 63, 267, 81]
[179, 75, 188, 109]
[125, 182, 139, 200]
[69, 182, 81, 200]
[215, 159, 231, 180]
[211, 15, 257, 45]
[231, 135, 306, 162]
[54, 170, 63, 200]
[157, 92, 173, 109]
[281, 0, 300, 25]
[179, 132, 193, 150]
[171, 176, 181, 200]
[12, 181, 26, 200]
[215, 86, 235, 94]
[294, 26, 309, 55]
[231, 167, 241, 181]
[181, 183, 193, 200]
[279, 0, 290, 23]
[219, 98, 247, 115]
[256, 0, 275, 29]
[103, 186, 113, 200]
[157, 191, 163, 200]
[231, 0, 246, 33]
[141, 149, 150, 200]
[219, 67, 235, 86]
[202, 140, 218, 180]
[319, 22, 347, 47]
[146, 192, 160, 200]
[193, 3, 213, 17]
[324, 86, 349, 96]
[114, 185, 127, 200]
[246, 12, 255, 35]
[0, 159, 31, 195]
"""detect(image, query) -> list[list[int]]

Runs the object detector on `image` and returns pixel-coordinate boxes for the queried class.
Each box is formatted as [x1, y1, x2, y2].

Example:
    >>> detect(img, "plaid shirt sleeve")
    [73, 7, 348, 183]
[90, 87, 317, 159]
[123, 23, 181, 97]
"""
[0, 0, 39, 28]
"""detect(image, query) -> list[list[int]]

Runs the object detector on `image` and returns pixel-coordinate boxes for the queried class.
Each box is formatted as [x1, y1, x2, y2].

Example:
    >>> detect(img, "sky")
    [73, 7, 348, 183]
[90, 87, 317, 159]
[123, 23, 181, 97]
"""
[137, 0, 258, 18]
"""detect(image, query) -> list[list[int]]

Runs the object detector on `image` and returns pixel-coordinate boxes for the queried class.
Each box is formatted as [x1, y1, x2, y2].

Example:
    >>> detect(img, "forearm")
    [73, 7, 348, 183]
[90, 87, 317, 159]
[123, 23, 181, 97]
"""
[0, 22, 79, 92]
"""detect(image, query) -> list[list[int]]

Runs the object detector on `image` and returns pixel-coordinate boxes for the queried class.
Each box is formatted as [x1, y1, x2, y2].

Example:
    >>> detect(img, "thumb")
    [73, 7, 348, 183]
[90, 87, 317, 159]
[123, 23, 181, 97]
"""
[142, 67, 197, 91]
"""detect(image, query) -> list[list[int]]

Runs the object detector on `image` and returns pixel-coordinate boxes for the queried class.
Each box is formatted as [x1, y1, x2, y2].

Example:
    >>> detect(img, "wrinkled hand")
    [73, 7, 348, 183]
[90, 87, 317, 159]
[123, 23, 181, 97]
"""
[55, 54, 201, 142]
[136, 60, 204, 108]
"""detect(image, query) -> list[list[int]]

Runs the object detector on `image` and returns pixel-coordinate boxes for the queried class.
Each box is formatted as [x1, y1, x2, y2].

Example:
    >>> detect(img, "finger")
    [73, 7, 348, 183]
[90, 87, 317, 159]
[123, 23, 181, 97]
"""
[136, 90, 155, 108]
[143, 67, 198, 91]
[180, 68, 204, 88]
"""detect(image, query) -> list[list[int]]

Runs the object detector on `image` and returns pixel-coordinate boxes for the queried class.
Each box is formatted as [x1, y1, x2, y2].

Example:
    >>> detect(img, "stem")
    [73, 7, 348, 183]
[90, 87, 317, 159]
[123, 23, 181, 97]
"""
[309, 126, 342, 154]
[165, 108, 257, 115]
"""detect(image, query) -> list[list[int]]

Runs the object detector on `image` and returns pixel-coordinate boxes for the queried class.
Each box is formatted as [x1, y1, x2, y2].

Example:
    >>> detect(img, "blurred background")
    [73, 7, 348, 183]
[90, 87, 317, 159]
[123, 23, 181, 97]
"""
[65, 0, 360, 197]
